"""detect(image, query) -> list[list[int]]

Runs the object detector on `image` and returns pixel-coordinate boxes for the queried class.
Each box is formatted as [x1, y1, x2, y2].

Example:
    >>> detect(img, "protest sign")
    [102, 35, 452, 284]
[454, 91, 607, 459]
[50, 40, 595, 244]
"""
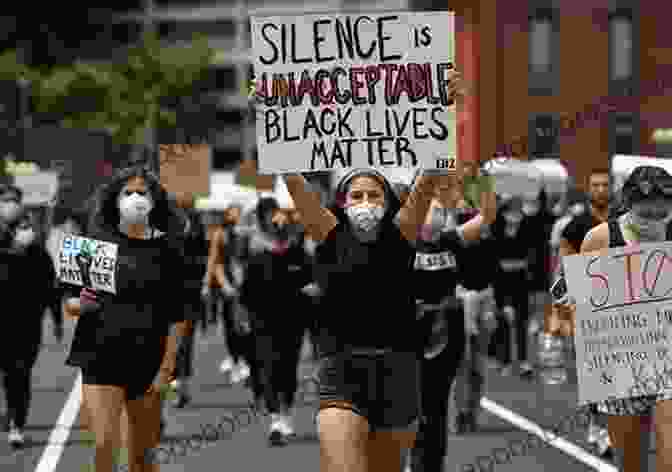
[159, 144, 211, 196]
[57, 234, 119, 294]
[250, 11, 456, 173]
[563, 241, 672, 405]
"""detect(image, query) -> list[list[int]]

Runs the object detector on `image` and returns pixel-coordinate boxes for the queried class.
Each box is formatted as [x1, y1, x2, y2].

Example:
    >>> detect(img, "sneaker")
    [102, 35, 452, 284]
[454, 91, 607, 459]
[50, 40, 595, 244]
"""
[519, 362, 535, 379]
[279, 413, 295, 437]
[8, 421, 24, 449]
[586, 422, 601, 444]
[219, 357, 235, 374]
[268, 414, 288, 446]
[231, 361, 251, 384]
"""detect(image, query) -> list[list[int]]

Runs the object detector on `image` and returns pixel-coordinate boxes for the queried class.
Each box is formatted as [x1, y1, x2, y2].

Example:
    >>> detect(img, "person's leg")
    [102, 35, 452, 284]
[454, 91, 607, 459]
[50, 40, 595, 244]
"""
[317, 407, 370, 472]
[654, 399, 672, 471]
[82, 384, 125, 472]
[370, 428, 417, 472]
[280, 320, 304, 410]
[514, 274, 531, 369]
[411, 317, 465, 472]
[125, 388, 162, 472]
[607, 414, 646, 472]
[173, 319, 195, 406]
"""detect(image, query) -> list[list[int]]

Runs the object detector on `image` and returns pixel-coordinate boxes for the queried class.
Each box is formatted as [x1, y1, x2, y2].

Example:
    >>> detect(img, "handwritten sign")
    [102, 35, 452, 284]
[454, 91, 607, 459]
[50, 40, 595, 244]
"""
[57, 234, 119, 294]
[250, 11, 456, 173]
[563, 241, 672, 405]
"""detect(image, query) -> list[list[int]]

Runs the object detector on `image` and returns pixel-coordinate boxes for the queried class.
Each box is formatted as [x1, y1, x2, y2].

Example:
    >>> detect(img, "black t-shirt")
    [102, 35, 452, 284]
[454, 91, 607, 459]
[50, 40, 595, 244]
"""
[414, 230, 462, 302]
[239, 232, 314, 316]
[314, 220, 417, 357]
[65, 227, 187, 370]
[0, 244, 55, 346]
[459, 232, 498, 291]
[562, 212, 601, 253]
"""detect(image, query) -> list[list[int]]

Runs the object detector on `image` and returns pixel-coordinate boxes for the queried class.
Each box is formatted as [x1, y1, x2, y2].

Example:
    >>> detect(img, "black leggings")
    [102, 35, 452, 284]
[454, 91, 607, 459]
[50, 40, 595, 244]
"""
[254, 321, 305, 414]
[1, 348, 39, 429]
[221, 300, 247, 363]
[493, 269, 530, 364]
[410, 306, 466, 472]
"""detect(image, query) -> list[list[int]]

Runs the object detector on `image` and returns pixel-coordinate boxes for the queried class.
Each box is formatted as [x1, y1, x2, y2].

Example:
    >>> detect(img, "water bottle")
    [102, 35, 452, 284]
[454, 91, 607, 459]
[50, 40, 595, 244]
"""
[537, 332, 568, 385]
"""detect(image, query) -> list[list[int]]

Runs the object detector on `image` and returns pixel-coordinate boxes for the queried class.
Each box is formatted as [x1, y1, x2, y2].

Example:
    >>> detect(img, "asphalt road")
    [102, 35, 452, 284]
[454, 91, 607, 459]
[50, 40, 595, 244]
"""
[1, 315, 657, 472]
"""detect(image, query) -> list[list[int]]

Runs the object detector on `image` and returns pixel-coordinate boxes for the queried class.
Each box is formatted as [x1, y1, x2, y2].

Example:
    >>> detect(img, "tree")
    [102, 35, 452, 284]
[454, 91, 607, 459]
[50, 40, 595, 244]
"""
[0, 31, 216, 168]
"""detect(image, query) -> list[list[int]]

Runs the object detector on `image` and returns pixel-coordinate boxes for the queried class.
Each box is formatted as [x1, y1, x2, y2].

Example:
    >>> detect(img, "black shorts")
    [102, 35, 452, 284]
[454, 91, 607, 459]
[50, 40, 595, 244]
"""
[81, 367, 158, 401]
[316, 351, 421, 432]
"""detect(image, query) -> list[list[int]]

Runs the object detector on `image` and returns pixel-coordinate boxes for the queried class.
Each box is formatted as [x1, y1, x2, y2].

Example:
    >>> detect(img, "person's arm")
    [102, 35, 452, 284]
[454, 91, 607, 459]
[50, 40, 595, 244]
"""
[284, 174, 338, 243]
[396, 173, 440, 242]
[458, 175, 497, 242]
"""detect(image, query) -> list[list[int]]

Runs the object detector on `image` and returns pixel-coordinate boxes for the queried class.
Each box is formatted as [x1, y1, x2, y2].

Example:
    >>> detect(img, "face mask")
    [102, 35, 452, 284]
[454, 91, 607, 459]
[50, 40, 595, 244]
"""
[14, 228, 35, 248]
[119, 193, 153, 224]
[503, 211, 523, 224]
[428, 207, 456, 236]
[346, 203, 385, 233]
[0, 201, 20, 222]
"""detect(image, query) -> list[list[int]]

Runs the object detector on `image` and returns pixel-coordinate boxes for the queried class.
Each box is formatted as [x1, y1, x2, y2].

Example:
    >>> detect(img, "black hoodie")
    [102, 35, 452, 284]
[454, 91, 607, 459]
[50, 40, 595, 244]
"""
[314, 169, 418, 357]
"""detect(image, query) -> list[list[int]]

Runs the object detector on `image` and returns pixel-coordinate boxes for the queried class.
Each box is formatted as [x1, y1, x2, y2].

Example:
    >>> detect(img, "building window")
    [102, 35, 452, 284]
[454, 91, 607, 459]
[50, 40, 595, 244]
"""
[609, 112, 638, 156]
[609, 5, 638, 96]
[528, 3, 559, 96]
[610, 17, 632, 80]
[212, 147, 243, 170]
[529, 113, 560, 159]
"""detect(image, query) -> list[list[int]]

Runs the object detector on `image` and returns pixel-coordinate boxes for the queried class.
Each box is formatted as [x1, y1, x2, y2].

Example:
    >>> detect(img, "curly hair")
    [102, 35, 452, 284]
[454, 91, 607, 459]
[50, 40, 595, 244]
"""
[90, 165, 184, 236]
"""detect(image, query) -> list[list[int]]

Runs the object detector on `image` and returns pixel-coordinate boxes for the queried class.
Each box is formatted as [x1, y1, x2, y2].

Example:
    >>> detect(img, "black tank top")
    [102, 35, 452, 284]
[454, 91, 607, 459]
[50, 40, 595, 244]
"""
[414, 230, 462, 303]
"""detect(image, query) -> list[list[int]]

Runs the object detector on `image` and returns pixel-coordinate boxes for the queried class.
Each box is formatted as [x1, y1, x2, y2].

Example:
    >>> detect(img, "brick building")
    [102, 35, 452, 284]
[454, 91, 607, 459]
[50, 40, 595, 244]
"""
[442, 0, 670, 191]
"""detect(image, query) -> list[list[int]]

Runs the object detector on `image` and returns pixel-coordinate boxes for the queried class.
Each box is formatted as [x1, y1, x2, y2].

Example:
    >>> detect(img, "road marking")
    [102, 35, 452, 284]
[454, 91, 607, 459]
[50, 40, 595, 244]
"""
[480, 397, 618, 472]
[34, 372, 82, 472]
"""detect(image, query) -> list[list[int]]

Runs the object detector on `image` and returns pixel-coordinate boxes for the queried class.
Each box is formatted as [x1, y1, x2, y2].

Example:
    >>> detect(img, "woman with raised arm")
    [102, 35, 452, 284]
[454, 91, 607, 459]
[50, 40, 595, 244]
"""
[282, 167, 440, 472]
[559, 165, 672, 472]
[409, 170, 496, 472]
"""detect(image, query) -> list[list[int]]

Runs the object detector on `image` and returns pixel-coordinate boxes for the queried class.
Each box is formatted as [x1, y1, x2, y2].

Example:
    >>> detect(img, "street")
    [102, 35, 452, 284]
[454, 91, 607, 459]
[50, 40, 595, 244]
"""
[1, 315, 656, 472]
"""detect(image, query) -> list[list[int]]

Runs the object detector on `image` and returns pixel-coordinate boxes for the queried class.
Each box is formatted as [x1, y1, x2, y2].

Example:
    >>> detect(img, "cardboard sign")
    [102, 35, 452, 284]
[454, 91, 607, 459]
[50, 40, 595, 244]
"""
[159, 144, 211, 195]
[13, 171, 59, 206]
[250, 11, 456, 173]
[57, 234, 119, 294]
[563, 242, 672, 405]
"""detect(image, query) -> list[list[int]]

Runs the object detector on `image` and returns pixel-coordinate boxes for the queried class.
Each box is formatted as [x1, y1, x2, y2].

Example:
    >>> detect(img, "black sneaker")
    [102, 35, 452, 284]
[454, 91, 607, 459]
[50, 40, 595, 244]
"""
[268, 418, 288, 447]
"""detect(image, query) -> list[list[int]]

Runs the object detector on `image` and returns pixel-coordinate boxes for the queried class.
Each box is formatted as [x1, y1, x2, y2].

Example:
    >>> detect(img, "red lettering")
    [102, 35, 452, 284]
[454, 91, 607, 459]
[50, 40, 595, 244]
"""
[349, 67, 366, 104]
[643, 249, 672, 298]
[391, 64, 411, 105]
[613, 249, 643, 303]
[586, 256, 609, 309]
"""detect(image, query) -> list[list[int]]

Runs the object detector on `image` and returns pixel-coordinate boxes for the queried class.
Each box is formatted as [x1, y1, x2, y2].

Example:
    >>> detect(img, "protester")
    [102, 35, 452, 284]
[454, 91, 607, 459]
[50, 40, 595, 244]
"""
[205, 204, 252, 384]
[551, 169, 612, 457]
[237, 196, 315, 446]
[453, 204, 499, 434]
[489, 196, 535, 376]
[280, 164, 446, 472]
[171, 192, 209, 408]
[0, 206, 57, 448]
[558, 165, 672, 472]
[408, 171, 496, 472]
[62, 165, 189, 472]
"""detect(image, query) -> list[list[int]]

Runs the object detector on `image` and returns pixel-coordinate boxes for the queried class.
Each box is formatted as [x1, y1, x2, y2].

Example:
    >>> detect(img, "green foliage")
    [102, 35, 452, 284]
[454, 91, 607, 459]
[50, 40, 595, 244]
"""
[3, 32, 216, 145]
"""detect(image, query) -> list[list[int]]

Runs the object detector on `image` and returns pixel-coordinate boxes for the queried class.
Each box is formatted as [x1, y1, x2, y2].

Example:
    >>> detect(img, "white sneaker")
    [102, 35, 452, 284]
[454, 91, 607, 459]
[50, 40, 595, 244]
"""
[279, 413, 295, 437]
[231, 361, 251, 384]
[268, 414, 288, 446]
[219, 357, 235, 374]
[8, 422, 24, 448]
[586, 422, 601, 444]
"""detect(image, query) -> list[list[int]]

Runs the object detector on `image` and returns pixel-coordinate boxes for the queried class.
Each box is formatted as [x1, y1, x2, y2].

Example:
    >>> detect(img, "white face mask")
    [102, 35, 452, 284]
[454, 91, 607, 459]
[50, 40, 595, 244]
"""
[14, 228, 35, 248]
[118, 193, 153, 224]
[346, 203, 385, 233]
[522, 201, 540, 216]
